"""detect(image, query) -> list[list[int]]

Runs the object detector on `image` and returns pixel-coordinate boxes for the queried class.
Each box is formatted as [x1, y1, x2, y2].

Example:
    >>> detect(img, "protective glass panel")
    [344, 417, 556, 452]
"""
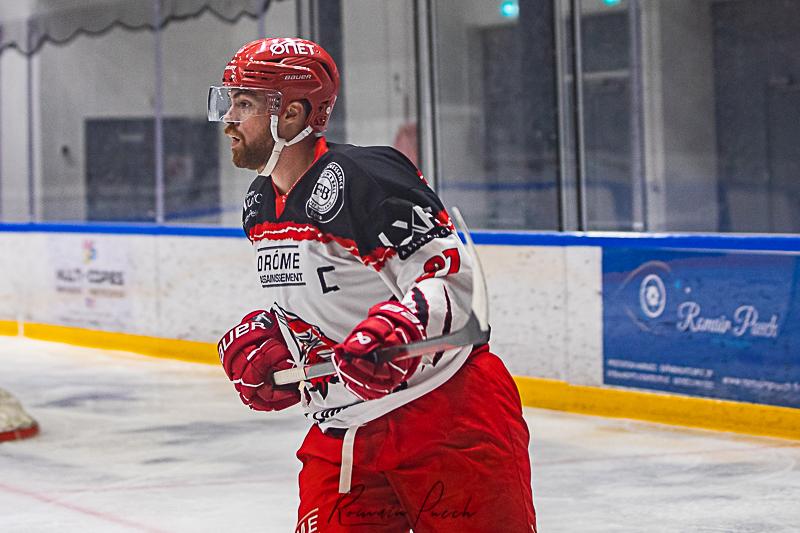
[160, 6, 266, 226]
[702, 0, 800, 232]
[578, 0, 800, 233]
[433, 0, 560, 230]
[338, 0, 418, 163]
[37, 26, 157, 222]
[0, 50, 30, 222]
[578, 0, 641, 231]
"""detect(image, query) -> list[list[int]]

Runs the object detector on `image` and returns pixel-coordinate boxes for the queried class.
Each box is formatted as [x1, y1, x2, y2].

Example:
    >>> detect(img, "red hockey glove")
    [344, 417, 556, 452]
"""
[217, 310, 300, 411]
[332, 301, 426, 401]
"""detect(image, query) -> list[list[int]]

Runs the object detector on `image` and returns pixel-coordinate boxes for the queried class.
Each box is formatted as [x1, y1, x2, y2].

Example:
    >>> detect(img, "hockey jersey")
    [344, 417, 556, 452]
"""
[242, 138, 476, 431]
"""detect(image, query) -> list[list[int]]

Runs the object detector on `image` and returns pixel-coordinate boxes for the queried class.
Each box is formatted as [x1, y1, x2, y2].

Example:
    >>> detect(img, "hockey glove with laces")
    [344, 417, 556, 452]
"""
[333, 301, 426, 401]
[217, 310, 300, 411]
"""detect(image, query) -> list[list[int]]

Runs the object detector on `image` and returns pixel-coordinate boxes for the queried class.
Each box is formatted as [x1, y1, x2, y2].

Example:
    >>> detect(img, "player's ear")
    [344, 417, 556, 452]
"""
[284, 100, 308, 125]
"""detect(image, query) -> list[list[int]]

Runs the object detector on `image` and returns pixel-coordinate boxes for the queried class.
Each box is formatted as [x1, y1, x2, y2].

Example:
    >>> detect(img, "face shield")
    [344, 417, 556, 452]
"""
[207, 86, 282, 124]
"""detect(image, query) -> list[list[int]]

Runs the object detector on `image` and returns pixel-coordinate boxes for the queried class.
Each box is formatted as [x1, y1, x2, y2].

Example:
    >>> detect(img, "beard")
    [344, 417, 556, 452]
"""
[226, 124, 274, 171]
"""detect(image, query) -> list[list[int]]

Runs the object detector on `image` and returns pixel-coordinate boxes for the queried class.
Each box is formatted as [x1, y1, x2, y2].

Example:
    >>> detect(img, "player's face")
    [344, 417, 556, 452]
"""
[223, 91, 275, 171]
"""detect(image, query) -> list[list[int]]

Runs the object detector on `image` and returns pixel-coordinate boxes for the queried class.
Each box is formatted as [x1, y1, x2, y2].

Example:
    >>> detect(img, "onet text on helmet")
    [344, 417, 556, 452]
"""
[270, 39, 316, 56]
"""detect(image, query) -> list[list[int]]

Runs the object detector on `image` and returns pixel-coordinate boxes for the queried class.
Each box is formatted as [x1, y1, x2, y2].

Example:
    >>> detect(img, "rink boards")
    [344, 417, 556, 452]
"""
[1, 224, 799, 439]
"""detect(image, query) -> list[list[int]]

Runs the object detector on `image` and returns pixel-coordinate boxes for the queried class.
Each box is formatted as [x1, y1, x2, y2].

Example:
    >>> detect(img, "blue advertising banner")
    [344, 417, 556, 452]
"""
[603, 248, 800, 408]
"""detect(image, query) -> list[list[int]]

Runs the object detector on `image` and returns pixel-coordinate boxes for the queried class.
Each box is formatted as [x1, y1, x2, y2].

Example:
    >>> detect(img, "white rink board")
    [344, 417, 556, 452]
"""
[0, 233, 26, 322]
[479, 245, 602, 385]
[0, 232, 603, 384]
[154, 236, 264, 341]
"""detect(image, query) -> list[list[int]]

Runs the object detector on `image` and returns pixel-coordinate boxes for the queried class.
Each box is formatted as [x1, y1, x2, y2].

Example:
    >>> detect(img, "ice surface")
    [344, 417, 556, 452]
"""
[1, 336, 799, 532]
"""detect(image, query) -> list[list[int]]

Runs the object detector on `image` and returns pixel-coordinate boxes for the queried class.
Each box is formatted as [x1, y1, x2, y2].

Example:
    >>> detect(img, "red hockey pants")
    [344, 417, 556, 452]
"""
[295, 348, 536, 532]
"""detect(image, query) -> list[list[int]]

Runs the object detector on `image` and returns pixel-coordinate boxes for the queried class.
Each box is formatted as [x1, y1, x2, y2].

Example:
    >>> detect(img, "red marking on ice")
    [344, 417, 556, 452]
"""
[0, 482, 169, 533]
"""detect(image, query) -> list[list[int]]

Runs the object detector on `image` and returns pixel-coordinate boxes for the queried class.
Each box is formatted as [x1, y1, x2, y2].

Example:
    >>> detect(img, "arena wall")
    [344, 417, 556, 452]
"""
[1, 225, 799, 440]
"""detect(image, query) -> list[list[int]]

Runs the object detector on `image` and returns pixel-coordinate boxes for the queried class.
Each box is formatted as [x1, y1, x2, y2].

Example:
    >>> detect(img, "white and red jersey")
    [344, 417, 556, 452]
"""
[242, 138, 476, 431]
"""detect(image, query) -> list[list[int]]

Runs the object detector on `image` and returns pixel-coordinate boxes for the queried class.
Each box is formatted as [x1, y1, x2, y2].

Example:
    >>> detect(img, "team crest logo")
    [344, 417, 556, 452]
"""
[306, 162, 345, 223]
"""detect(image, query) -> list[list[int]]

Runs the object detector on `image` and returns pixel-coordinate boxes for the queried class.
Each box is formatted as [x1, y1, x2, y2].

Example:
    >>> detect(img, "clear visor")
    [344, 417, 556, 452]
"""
[207, 86, 283, 123]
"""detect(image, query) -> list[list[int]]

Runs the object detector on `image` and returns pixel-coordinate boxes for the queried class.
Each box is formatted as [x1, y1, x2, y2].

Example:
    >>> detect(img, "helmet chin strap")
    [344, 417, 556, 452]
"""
[261, 115, 313, 176]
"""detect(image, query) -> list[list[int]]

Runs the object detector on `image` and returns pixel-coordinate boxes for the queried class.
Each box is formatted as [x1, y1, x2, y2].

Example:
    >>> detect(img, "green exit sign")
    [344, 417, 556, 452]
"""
[500, 0, 519, 18]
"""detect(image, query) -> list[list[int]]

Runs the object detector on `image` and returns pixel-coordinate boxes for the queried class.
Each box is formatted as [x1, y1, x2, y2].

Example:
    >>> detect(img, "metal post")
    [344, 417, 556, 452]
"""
[27, 50, 35, 221]
[0, 57, 3, 220]
[628, 0, 646, 231]
[570, 0, 587, 231]
[553, 0, 576, 231]
[153, 0, 165, 224]
[415, 0, 440, 190]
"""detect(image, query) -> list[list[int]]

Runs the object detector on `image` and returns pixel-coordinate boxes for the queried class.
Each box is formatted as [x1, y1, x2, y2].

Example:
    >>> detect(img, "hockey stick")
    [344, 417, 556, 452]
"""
[272, 207, 490, 386]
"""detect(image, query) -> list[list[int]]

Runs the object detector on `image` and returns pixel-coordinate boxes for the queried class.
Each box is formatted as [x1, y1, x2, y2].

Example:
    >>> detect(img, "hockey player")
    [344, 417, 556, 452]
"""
[210, 37, 536, 532]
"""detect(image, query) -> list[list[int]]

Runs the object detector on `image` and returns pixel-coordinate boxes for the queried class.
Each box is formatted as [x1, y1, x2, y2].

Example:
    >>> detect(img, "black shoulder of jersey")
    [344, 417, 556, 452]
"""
[322, 143, 450, 262]
[323, 142, 442, 207]
[326, 143, 422, 191]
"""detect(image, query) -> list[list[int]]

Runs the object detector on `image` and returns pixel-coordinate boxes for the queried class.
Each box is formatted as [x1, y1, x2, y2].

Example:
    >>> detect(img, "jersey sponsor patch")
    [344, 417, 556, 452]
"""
[306, 162, 345, 223]
[256, 244, 305, 287]
[378, 204, 451, 260]
[242, 190, 263, 226]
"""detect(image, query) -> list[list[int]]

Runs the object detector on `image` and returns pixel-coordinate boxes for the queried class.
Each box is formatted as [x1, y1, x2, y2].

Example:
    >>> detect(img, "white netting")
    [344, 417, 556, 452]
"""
[0, 388, 39, 442]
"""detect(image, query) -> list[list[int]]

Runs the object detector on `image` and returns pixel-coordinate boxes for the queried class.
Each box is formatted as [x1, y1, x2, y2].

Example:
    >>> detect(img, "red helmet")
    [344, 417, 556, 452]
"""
[222, 37, 340, 133]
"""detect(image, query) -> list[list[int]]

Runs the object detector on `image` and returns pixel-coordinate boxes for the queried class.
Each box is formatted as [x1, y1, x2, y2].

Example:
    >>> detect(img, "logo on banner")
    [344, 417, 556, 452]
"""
[50, 235, 131, 330]
[603, 248, 798, 407]
[620, 260, 780, 339]
[675, 302, 779, 338]
[83, 240, 97, 263]
[639, 274, 666, 318]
